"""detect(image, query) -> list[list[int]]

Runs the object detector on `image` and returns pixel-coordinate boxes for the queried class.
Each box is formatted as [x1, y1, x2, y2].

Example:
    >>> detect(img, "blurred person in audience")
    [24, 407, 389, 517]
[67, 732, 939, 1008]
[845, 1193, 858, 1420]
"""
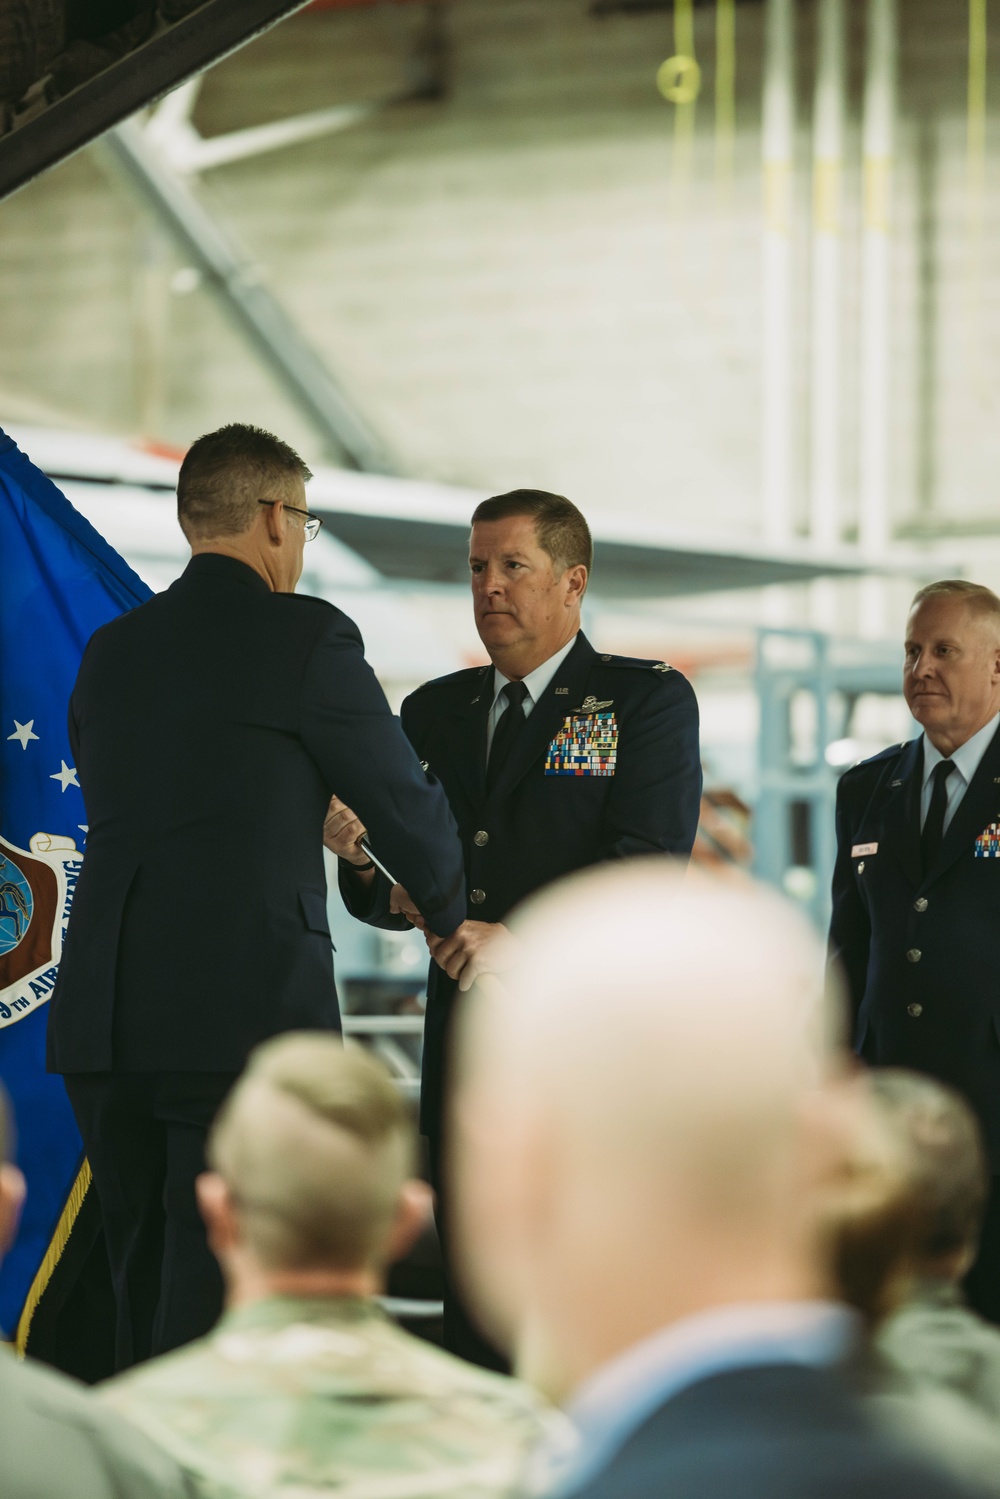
[333, 487, 701, 1365]
[0, 1084, 192, 1499]
[830, 579, 1000, 1322]
[826, 1068, 1000, 1494]
[450, 861, 985, 1499]
[101, 1033, 552, 1499]
[867, 1070, 1000, 1418]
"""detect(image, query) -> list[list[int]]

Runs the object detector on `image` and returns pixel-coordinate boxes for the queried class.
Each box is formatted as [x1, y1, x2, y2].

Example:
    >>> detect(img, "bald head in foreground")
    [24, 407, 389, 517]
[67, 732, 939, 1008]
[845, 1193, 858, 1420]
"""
[452, 863, 988, 1499]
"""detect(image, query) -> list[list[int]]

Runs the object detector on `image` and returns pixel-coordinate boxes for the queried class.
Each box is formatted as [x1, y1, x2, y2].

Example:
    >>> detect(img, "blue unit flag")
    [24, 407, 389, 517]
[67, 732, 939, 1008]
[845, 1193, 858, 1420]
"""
[0, 427, 151, 1345]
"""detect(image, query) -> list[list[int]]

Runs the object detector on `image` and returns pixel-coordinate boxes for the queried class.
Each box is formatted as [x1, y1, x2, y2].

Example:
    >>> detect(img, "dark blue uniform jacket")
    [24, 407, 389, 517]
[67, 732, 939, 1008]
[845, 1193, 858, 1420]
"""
[48, 554, 465, 1076]
[343, 630, 701, 1135]
[830, 725, 1000, 1166]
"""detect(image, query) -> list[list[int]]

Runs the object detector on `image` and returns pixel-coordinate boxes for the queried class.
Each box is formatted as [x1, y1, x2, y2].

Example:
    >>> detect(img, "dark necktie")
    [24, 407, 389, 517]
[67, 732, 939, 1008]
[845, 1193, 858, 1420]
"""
[487, 680, 529, 792]
[921, 759, 955, 872]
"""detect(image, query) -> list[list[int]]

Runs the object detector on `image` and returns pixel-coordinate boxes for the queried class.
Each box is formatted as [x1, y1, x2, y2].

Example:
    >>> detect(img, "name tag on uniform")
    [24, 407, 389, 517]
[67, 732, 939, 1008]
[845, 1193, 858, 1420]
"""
[545, 712, 618, 777]
[851, 842, 878, 858]
[975, 822, 1000, 858]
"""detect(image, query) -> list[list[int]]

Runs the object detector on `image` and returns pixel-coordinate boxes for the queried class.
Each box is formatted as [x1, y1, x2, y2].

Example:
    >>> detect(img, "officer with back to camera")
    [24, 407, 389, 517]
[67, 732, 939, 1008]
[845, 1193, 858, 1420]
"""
[328, 488, 702, 1365]
[48, 423, 465, 1372]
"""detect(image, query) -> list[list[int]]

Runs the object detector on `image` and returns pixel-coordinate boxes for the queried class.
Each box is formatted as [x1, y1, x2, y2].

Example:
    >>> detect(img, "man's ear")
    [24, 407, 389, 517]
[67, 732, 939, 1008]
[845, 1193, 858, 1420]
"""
[385, 1179, 432, 1265]
[196, 1171, 242, 1258]
[565, 564, 588, 604]
[0, 1164, 26, 1258]
[261, 499, 286, 548]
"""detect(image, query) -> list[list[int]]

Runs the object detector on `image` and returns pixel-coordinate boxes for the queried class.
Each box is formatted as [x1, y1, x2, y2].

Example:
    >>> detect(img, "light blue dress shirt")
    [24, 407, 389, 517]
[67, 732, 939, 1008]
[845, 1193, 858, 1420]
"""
[486, 634, 578, 756]
[920, 714, 1000, 834]
[535, 1301, 858, 1497]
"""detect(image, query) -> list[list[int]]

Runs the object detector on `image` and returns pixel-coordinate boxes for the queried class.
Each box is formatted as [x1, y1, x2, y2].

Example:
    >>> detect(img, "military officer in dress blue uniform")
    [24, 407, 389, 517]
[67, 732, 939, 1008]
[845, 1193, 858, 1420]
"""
[329, 488, 702, 1365]
[830, 579, 1000, 1325]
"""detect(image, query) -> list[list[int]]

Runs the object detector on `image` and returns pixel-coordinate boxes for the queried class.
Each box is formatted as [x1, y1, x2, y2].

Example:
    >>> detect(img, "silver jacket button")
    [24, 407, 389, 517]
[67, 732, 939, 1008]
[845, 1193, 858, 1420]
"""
[473, 830, 489, 847]
[914, 897, 928, 913]
[907, 1003, 923, 1017]
[906, 948, 922, 964]
[470, 888, 486, 905]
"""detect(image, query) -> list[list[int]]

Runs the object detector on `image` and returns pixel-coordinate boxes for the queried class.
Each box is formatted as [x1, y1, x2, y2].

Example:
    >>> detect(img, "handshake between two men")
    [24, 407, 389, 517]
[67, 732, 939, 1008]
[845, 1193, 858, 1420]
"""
[323, 794, 513, 993]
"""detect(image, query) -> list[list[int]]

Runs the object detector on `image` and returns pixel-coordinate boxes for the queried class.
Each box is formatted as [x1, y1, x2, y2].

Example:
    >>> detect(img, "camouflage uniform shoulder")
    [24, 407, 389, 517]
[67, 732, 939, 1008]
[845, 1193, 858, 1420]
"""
[102, 1299, 553, 1499]
[0, 1349, 190, 1499]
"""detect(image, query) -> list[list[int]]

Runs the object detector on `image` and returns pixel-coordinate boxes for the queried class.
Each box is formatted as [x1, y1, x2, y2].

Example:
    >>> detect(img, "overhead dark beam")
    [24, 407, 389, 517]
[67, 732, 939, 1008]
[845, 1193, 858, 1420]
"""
[0, 0, 313, 204]
[311, 509, 892, 598]
[98, 119, 395, 471]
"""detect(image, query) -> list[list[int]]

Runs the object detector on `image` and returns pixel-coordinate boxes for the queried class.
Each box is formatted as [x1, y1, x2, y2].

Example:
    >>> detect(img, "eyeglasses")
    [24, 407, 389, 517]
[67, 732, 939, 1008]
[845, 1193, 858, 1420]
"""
[258, 499, 323, 543]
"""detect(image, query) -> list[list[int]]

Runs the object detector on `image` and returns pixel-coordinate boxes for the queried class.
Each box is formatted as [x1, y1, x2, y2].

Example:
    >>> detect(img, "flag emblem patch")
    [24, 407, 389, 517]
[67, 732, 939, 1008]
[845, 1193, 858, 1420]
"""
[545, 712, 618, 777]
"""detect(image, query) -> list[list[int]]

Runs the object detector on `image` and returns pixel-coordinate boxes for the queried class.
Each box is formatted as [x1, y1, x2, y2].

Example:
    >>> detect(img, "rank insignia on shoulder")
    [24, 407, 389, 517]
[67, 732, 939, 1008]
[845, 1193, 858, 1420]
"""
[579, 695, 613, 712]
[653, 662, 673, 672]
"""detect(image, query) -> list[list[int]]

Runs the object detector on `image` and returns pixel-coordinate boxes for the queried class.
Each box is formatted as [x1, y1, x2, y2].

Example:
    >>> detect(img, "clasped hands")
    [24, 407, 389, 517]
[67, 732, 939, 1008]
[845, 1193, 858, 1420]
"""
[323, 794, 512, 992]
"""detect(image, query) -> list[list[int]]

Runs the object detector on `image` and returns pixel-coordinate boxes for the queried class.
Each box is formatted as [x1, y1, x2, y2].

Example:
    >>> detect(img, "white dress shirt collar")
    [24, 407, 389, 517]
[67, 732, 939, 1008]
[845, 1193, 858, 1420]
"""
[922, 713, 1000, 790]
[491, 633, 579, 713]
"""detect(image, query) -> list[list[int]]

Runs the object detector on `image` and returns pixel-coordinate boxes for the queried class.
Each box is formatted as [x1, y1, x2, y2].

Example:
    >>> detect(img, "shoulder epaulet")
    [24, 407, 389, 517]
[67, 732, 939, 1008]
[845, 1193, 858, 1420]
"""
[408, 663, 490, 697]
[841, 741, 911, 777]
[594, 653, 676, 674]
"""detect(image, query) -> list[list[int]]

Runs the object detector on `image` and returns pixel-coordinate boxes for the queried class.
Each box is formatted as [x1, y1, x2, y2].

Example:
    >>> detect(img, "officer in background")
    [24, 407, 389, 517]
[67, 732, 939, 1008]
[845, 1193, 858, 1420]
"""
[49, 424, 465, 1372]
[830, 579, 1000, 1325]
[332, 489, 702, 1364]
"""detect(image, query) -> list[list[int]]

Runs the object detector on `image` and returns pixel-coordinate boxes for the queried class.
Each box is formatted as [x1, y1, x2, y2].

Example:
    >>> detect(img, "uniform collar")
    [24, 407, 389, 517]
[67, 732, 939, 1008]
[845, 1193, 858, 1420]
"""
[491, 633, 579, 711]
[214, 1294, 382, 1335]
[181, 552, 272, 593]
[922, 713, 1000, 789]
[552, 1301, 857, 1497]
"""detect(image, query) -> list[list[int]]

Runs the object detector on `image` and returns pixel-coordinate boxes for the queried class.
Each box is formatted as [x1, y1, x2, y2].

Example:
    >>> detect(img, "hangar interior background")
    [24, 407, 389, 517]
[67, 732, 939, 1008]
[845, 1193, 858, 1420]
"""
[0, 0, 996, 969]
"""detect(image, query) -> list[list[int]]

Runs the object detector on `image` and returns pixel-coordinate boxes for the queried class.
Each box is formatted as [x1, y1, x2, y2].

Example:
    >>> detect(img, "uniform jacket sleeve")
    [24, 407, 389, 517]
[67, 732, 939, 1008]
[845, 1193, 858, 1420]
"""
[828, 771, 871, 1031]
[300, 615, 465, 938]
[600, 671, 702, 860]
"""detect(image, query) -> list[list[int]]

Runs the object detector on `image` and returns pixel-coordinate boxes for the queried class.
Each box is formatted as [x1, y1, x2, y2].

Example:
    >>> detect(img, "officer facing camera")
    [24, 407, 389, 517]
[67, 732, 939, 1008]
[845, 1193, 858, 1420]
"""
[333, 488, 702, 1366]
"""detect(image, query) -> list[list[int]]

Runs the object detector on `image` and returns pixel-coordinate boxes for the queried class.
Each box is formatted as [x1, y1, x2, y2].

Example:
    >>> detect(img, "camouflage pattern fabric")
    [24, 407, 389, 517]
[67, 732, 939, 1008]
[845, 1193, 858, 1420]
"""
[101, 1296, 557, 1499]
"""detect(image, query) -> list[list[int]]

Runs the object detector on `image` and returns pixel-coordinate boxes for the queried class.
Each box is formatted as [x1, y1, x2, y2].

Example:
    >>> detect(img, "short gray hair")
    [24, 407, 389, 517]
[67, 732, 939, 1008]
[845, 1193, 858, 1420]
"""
[911, 579, 1000, 627]
[177, 423, 312, 541]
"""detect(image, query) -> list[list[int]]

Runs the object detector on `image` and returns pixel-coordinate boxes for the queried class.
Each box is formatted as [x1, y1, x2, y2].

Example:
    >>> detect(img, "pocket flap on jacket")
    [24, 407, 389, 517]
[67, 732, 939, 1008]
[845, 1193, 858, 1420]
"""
[298, 887, 331, 936]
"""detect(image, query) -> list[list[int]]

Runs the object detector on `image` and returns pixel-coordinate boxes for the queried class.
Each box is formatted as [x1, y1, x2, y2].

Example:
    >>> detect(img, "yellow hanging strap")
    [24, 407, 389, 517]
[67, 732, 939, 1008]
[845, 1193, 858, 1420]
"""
[715, 0, 736, 195]
[966, 0, 987, 387]
[658, 0, 701, 240]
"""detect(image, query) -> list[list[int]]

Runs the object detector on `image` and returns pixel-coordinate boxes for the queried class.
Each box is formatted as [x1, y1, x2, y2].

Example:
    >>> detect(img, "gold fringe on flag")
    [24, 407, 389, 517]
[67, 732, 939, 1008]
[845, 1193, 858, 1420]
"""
[14, 1159, 92, 1357]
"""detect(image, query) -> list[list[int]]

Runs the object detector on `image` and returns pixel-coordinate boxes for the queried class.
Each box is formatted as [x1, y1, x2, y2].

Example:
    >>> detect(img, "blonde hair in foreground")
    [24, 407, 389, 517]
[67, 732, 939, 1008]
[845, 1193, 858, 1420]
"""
[208, 1033, 415, 1271]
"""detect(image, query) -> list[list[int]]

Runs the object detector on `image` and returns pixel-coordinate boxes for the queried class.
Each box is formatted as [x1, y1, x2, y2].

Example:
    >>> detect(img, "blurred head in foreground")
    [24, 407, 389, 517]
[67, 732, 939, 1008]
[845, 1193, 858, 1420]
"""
[830, 1070, 989, 1326]
[197, 1034, 430, 1302]
[0, 1083, 25, 1268]
[450, 861, 857, 1400]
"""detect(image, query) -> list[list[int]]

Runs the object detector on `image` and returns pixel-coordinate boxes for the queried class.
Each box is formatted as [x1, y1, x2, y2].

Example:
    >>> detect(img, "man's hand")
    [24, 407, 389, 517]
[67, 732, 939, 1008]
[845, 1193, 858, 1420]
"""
[425, 920, 516, 992]
[323, 795, 370, 867]
[390, 884, 425, 930]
